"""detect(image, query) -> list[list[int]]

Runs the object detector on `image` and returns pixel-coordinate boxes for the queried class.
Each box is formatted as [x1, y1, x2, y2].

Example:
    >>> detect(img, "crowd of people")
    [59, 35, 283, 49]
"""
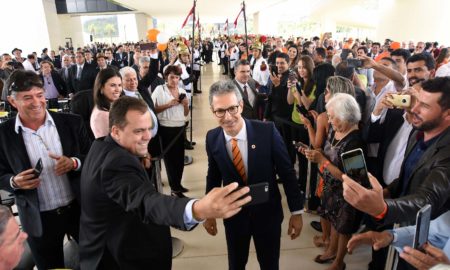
[0, 33, 449, 270]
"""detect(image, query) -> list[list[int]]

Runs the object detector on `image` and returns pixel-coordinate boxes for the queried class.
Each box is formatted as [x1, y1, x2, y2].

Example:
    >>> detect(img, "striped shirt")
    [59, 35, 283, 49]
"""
[15, 111, 74, 211]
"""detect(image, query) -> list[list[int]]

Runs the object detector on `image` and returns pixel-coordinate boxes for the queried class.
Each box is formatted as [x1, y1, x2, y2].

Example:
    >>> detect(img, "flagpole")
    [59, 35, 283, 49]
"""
[242, 1, 249, 59]
[189, 0, 196, 146]
[198, 13, 202, 92]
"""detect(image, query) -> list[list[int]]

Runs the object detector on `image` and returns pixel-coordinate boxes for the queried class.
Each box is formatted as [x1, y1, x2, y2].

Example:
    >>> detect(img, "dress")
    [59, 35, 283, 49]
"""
[320, 128, 365, 234]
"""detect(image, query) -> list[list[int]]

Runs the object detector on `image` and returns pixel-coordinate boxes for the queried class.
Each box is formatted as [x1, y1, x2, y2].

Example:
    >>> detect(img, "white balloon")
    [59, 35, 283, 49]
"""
[157, 32, 171, 44]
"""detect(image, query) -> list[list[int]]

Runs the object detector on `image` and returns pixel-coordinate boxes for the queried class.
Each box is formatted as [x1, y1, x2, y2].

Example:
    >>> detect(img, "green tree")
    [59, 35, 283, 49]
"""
[104, 23, 116, 43]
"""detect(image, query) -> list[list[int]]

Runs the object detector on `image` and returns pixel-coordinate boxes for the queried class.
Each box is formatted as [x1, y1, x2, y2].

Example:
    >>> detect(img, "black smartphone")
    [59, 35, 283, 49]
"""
[178, 93, 186, 102]
[33, 158, 43, 178]
[236, 182, 269, 207]
[413, 204, 432, 252]
[341, 148, 372, 189]
[293, 141, 310, 150]
[295, 104, 313, 123]
[269, 65, 278, 76]
[347, 58, 363, 68]
[288, 70, 297, 82]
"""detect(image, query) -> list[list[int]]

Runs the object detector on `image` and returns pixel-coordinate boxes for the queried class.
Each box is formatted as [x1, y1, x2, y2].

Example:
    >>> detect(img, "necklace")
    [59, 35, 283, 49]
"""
[330, 128, 357, 149]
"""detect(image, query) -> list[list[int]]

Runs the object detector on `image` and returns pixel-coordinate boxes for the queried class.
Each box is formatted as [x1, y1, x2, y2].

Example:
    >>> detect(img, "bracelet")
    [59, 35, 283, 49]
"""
[71, 158, 78, 170]
[373, 202, 388, 220]
[319, 160, 330, 173]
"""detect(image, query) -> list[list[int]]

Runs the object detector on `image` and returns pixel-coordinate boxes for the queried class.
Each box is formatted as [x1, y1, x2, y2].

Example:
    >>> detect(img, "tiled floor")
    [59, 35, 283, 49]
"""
[158, 62, 371, 270]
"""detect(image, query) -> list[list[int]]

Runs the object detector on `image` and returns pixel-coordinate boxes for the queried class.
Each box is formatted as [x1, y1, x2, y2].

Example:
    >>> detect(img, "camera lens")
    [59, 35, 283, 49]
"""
[402, 98, 407, 103]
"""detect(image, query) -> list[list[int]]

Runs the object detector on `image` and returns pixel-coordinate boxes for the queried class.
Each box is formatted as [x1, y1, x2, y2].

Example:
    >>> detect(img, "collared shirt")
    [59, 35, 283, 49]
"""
[391, 210, 450, 258]
[76, 63, 84, 79]
[15, 111, 74, 211]
[123, 89, 158, 137]
[223, 121, 249, 178]
[43, 75, 59, 99]
[235, 80, 256, 107]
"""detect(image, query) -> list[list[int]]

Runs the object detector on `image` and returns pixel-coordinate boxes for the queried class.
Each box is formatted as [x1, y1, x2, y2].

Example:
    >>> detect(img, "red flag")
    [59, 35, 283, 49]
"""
[196, 17, 200, 29]
[233, 7, 244, 28]
[224, 19, 228, 32]
[181, 6, 194, 29]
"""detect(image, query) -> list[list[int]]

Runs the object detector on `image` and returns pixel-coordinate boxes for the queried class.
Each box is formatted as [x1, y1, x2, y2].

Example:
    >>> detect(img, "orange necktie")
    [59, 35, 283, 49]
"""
[231, 138, 247, 183]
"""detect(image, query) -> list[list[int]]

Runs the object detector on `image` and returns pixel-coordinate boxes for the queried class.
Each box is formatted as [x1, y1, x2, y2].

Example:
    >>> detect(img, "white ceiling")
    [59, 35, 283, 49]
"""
[114, 0, 286, 22]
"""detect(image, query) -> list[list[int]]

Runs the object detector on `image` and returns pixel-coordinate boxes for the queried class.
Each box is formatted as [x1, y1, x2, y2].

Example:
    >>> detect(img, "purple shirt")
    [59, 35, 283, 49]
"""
[43, 75, 60, 99]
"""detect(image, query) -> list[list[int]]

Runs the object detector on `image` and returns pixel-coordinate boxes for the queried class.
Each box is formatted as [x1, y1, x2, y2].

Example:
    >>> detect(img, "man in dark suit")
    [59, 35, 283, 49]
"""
[67, 51, 97, 95]
[233, 59, 263, 120]
[203, 80, 305, 270]
[114, 45, 128, 68]
[0, 70, 91, 269]
[79, 96, 250, 270]
[105, 47, 120, 68]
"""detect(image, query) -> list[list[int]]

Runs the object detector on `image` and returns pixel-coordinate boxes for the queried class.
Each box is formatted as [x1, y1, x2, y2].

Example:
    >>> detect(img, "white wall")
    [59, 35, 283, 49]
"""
[58, 15, 84, 49]
[135, 13, 154, 41]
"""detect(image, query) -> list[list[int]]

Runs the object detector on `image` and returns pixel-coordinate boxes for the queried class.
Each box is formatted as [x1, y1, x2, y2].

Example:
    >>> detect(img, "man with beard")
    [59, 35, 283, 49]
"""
[406, 53, 436, 87]
[342, 76, 450, 270]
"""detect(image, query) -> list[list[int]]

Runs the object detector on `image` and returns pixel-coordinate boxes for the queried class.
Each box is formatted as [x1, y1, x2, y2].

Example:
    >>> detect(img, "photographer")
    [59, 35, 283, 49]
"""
[1, 53, 23, 102]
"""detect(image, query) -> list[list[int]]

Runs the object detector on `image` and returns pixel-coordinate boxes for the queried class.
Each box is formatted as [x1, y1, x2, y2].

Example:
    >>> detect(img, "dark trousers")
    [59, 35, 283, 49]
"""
[27, 201, 80, 270]
[222, 57, 229, 74]
[225, 225, 281, 270]
[291, 123, 309, 192]
[193, 70, 201, 92]
[159, 125, 185, 191]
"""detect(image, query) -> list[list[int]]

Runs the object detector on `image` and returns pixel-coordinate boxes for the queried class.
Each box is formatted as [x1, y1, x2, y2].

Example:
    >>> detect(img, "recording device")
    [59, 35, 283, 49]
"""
[0, 101, 5, 112]
[140, 42, 157, 51]
[288, 70, 297, 82]
[341, 148, 372, 189]
[236, 182, 269, 206]
[413, 204, 432, 252]
[269, 65, 278, 76]
[387, 94, 411, 108]
[295, 104, 314, 123]
[32, 158, 43, 178]
[178, 93, 186, 102]
[293, 141, 310, 150]
[347, 58, 363, 68]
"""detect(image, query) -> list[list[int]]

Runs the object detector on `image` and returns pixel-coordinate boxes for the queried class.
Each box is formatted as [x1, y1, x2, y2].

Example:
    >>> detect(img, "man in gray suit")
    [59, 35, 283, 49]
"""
[233, 60, 263, 120]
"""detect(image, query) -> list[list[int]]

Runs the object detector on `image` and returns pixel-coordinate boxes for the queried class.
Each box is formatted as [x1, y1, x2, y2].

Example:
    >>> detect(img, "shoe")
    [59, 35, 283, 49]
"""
[311, 221, 322, 232]
[194, 90, 202, 94]
[171, 191, 186, 198]
[179, 186, 190, 192]
[222, 72, 228, 75]
[184, 155, 193, 166]
[314, 254, 336, 264]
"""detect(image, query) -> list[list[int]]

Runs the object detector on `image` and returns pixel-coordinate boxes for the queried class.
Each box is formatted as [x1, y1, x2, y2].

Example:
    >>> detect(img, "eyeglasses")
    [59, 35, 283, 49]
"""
[213, 105, 239, 118]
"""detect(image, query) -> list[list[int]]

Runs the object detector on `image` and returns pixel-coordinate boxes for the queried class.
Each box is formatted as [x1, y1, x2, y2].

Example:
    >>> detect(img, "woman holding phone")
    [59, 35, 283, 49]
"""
[151, 65, 189, 198]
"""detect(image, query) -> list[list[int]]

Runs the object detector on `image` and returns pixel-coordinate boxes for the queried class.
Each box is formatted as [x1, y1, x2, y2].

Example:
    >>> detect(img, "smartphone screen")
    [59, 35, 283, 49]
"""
[33, 158, 43, 178]
[413, 204, 432, 251]
[341, 148, 372, 189]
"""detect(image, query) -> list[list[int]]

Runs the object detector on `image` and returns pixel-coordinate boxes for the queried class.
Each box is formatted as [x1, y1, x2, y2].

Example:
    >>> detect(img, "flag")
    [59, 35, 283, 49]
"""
[233, 7, 244, 28]
[196, 17, 200, 29]
[181, 6, 194, 29]
[224, 19, 228, 32]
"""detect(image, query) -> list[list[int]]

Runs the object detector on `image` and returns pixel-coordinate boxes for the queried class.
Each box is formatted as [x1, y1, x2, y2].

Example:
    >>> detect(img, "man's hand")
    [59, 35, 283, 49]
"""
[347, 231, 393, 254]
[399, 244, 450, 270]
[203, 218, 218, 236]
[12, 169, 40, 189]
[373, 93, 395, 116]
[192, 182, 251, 221]
[270, 73, 281, 87]
[287, 214, 303, 240]
[49, 153, 74, 176]
[342, 173, 385, 217]
[359, 55, 377, 69]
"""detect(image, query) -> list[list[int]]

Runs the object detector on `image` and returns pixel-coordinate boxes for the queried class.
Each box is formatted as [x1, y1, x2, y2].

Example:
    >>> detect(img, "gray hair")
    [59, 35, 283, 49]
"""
[138, 56, 150, 66]
[119, 66, 136, 78]
[327, 76, 355, 97]
[0, 205, 12, 245]
[326, 93, 361, 125]
[208, 80, 242, 106]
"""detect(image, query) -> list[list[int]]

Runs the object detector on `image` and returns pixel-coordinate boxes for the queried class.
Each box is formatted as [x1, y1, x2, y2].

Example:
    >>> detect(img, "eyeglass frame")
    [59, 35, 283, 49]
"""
[212, 105, 240, 118]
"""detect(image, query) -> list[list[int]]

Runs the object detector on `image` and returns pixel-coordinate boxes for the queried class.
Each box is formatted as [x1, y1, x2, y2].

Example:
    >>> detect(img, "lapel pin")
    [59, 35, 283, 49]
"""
[251, 144, 256, 149]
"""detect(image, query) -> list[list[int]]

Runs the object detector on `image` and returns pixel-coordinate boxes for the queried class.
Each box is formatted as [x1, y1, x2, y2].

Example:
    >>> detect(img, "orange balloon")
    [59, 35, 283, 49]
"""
[157, 43, 168, 51]
[147, 29, 160, 42]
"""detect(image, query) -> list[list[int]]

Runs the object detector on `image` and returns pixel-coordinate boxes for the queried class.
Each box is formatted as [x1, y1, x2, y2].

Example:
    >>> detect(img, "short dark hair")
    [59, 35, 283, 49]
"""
[315, 47, 326, 59]
[109, 96, 150, 130]
[27, 54, 35, 60]
[8, 69, 43, 95]
[421, 77, 450, 110]
[390, 49, 411, 62]
[303, 41, 313, 50]
[357, 46, 368, 54]
[406, 53, 436, 70]
[40, 60, 54, 69]
[275, 52, 289, 63]
[335, 61, 355, 80]
[163, 65, 182, 79]
[372, 42, 381, 47]
[380, 57, 396, 66]
[234, 59, 250, 70]
[94, 68, 122, 111]
[0, 205, 12, 245]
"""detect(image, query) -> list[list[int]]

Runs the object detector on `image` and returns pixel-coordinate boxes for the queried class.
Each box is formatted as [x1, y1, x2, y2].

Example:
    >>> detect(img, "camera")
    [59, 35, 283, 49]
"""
[347, 58, 363, 69]
[178, 93, 186, 102]
[388, 94, 411, 108]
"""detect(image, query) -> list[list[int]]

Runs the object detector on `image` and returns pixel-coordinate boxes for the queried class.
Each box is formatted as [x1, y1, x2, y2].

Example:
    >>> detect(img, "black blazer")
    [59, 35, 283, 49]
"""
[233, 79, 261, 120]
[79, 136, 192, 270]
[206, 119, 304, 234]
[70, 89, 95, 141]
[39, 70, 68, 97]
[0, 112, 92, 237]
[67, 64, 97, 94]
[366, 108, 406, 184]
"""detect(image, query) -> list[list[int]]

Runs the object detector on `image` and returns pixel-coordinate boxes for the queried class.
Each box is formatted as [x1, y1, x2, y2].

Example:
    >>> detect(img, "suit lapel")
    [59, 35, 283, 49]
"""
[51, 113, 71, 155]
[7, 120, 32, 169]
[233, 80, 252, 108]
[216, 129, 242, 183]
[245, 119, 256, 184]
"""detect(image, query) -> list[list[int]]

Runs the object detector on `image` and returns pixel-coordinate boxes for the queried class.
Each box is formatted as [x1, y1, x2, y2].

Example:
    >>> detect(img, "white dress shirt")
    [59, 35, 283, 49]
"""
[123, 89, 158, 137]
[235, 80, 256, 107]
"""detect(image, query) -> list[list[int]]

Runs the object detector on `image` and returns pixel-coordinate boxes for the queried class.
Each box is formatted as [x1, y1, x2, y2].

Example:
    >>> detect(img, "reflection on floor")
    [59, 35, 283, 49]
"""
[158, 62, 371, 270]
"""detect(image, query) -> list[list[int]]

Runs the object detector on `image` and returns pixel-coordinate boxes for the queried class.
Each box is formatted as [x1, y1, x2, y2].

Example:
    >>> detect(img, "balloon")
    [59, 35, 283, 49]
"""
[157, 43, 168, 51]
[156, 32, 170, 44]
[147, 29, 160, 42]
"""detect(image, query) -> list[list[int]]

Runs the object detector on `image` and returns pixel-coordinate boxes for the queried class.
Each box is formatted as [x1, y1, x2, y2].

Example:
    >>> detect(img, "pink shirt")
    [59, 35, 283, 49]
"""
[90, 106, 110, 139]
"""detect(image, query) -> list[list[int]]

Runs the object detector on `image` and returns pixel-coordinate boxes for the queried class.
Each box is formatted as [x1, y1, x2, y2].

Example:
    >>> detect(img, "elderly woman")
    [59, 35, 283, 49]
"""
[151, 65, 189, 198]
[303, 93, 365, 270]
[90, 68, 123, 139]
